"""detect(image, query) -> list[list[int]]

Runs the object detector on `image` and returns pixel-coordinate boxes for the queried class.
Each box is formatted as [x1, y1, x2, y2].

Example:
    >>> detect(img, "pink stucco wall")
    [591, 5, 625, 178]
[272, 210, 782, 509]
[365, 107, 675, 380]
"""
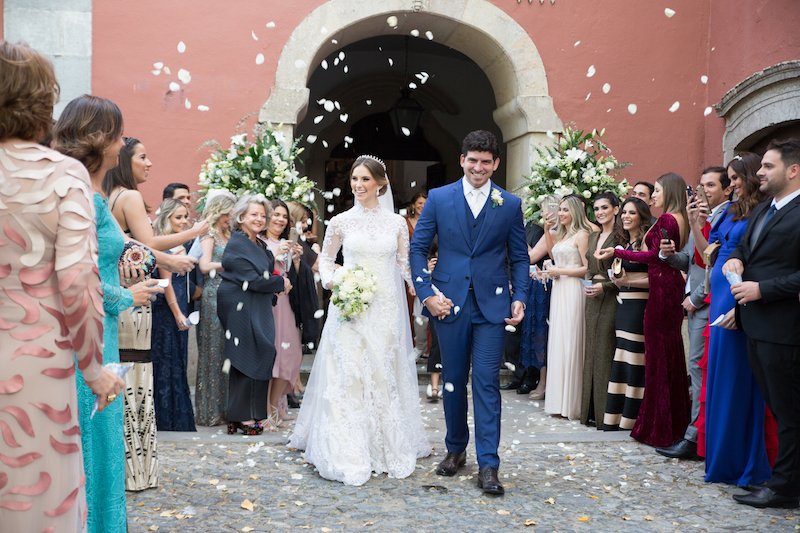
[91, 0, 800, 206]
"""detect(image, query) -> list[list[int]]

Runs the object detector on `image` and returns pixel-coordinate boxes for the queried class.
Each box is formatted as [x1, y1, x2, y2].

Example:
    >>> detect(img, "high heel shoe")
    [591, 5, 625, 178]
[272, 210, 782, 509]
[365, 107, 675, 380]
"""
[227, 421, 264, 435]
[227, 422, 238, 435]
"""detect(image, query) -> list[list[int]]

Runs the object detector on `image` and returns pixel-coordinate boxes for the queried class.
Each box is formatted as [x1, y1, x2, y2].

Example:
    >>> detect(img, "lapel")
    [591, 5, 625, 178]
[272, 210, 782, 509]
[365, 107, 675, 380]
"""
[474, 186, 500, 251]
[751, 196, 800, 255]
[451, 179, 471, 248]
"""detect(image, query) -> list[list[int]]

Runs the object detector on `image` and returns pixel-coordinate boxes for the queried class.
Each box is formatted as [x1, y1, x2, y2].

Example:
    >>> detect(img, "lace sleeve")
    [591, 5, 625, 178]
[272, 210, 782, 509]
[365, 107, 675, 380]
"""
[319, 216, 343, 290]
[102, 281, 133, 317]
[396, 217, 412, 286]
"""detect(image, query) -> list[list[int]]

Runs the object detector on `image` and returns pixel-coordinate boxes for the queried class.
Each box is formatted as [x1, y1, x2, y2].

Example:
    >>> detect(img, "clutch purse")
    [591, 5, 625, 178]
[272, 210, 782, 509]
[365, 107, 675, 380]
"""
[611, 257, 623, 278]
[703, 241, 721, 268]
[119, 241, 156, 277]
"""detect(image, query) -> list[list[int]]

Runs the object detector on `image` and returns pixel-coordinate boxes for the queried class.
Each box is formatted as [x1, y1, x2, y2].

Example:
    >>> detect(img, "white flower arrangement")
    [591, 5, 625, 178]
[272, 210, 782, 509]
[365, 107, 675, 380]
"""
[331, 265, 377, 321]
[520, 127, 630, 222]
[198, 122, 316, 210]
[490, 188, 504, 208]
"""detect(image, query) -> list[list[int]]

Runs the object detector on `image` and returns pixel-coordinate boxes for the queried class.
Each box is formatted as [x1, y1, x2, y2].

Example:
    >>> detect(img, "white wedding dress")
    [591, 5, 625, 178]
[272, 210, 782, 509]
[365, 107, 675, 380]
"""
[288, 203, 431, 486]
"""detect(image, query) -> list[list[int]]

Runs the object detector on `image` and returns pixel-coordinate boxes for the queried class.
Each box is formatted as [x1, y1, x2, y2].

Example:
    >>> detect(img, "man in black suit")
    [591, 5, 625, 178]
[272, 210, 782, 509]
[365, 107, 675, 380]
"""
[724, 138, 800, 509]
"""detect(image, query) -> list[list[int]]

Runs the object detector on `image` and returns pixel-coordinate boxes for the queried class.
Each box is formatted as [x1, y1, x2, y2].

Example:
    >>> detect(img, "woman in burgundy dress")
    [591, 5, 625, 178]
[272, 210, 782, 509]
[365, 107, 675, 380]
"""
[597, 173, 691, 447]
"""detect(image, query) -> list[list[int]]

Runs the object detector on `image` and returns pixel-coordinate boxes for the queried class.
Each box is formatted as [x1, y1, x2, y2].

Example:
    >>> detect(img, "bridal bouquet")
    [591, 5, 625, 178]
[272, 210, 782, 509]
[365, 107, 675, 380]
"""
[197, 122, 316, 210]
[521, 126, 630, 222]
[331, 265, 377, 321]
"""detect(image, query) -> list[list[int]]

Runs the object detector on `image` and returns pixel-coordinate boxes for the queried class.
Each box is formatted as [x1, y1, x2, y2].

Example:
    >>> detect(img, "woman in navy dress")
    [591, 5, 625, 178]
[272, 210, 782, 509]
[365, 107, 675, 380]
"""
[151, 199, 197, 431]
[704, 152, 770, 485]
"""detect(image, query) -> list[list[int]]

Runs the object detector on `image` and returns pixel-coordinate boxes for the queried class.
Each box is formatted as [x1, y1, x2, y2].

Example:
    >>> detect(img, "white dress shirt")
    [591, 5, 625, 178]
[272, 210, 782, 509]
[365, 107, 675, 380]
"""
[462, 178, 492, 218]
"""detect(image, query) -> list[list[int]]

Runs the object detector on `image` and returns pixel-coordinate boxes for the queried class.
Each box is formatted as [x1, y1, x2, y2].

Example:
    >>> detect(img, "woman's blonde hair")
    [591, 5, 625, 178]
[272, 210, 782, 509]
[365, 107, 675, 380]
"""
[655, 172, 689, 248]
[0, 41, 59, 142]
[152, 199, 187, 236]
[555, 194, 593, 240]
[203, 191, 236, 239]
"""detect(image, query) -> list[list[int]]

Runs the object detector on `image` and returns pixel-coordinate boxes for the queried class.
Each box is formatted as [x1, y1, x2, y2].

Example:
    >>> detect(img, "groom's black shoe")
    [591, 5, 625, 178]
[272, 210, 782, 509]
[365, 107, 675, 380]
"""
[655, 439, 700, 460]
[435, 451, 466, 476]
[477, 467, 504, 495]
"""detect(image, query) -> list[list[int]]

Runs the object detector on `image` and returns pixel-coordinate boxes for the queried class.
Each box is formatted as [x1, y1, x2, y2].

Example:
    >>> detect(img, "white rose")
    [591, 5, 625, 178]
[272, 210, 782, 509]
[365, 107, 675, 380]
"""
[553, 179, 562, 188]
[582, 190, 591, 199]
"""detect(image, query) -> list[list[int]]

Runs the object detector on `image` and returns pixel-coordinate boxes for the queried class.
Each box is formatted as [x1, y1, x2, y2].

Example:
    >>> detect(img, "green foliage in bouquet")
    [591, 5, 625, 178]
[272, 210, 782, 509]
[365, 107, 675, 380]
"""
[521, 127, 630, 222]
[198, 122, 316, 210]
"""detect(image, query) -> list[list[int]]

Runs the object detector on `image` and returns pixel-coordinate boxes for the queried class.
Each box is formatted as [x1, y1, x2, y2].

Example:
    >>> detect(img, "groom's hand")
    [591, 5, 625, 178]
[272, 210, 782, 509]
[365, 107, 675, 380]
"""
[424, 295, 454, 320]
[505, 301, 525, 326]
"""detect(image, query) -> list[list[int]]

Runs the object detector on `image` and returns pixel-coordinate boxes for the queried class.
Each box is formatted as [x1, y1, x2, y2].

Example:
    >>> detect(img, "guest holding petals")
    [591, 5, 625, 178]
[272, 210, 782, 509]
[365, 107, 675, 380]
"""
[596, 173, 690, 447]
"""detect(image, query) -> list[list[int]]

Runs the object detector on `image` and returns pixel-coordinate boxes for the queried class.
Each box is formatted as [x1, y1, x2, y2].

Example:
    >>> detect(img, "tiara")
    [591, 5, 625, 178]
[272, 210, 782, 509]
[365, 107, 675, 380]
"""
[358, 154, 386, 171]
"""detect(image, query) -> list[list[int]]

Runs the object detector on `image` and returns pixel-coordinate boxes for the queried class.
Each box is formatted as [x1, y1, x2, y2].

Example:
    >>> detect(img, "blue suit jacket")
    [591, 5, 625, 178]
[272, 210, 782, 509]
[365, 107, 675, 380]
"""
[410, 179, 530, 324]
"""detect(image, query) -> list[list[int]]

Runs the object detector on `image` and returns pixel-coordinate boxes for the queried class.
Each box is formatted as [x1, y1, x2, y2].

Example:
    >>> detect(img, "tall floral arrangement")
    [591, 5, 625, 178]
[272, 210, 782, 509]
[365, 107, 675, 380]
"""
[197, 122, 316, 210]
[521, 127, 629, 222]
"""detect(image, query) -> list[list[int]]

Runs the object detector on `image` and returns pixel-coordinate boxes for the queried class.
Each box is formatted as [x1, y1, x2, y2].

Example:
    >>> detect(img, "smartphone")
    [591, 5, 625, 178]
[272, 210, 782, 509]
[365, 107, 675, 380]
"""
[660, 228, 670, 240]
[686, 185, 694, 198]
[288, 227, 299, 243]
[695, 184, 708, 207]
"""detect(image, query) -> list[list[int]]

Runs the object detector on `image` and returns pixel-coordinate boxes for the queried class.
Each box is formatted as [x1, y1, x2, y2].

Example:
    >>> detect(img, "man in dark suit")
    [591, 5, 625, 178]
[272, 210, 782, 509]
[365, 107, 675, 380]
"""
[724, 138, 800, 509]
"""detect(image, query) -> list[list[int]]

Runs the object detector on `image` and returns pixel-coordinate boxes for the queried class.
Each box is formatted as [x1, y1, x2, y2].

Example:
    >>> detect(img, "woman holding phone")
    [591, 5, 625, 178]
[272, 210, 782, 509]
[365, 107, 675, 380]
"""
[264, 199, 304, 429]
[596, 173, 690, 447]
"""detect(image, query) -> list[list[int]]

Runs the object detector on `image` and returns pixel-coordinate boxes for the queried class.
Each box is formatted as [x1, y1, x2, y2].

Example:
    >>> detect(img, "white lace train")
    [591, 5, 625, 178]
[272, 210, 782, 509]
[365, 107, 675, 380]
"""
[288, 204, 431, 486]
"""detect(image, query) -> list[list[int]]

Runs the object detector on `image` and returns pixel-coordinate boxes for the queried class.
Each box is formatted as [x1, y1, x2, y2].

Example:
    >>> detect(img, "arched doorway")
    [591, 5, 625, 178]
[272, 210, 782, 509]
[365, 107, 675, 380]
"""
[259, 0, 561, 204]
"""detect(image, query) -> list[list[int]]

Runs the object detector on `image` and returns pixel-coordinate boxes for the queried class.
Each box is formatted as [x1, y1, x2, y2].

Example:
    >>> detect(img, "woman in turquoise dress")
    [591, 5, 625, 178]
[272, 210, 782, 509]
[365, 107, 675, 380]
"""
[704, 152, 771, 486]
[53, 95, 161, 532]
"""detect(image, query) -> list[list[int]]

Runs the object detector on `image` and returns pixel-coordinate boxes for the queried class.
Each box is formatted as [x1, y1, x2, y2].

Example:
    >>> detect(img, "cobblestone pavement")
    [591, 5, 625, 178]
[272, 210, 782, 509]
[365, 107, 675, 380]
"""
[127, 391, 798, 532]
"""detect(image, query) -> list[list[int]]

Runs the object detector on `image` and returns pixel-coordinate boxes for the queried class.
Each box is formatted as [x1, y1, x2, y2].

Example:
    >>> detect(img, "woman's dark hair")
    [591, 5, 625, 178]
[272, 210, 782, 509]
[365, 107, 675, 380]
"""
[409, 192, 427, 216]
[0, 41, 59, 142]
[593, 191, 625, 245]
[620, 197, 652, 249]
[52, 94, 123, 175]
[727, 152, 766, 221]
[268, 199, 291, 240]
[102, 136, 152, 212]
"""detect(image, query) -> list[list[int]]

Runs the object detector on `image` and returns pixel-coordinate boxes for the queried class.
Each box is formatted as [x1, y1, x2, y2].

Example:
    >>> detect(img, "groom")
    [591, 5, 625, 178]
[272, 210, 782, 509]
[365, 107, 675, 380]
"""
[411, 130, 529, 495]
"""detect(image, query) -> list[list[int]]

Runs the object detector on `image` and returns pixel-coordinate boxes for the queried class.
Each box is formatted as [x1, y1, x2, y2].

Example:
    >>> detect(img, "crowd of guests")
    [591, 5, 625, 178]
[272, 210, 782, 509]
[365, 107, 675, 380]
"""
[2, 40, 799, 533]
[502, 147, 800, 509]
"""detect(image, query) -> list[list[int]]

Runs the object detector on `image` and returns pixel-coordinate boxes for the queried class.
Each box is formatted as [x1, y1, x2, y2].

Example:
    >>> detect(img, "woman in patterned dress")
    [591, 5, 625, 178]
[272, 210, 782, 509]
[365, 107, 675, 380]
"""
[0, 42, 124, 533]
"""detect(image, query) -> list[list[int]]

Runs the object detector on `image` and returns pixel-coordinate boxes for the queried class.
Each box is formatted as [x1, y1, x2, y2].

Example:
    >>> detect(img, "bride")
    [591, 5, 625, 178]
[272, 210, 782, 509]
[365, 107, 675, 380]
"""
[288, 155, 431, 485]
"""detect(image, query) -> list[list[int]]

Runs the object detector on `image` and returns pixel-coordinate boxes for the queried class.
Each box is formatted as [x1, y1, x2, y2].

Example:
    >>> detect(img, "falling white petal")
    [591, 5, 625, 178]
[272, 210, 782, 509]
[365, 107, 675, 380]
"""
[251, 30, 258, 41]
[366, 99, 373, 105]
[574, 40, 581, 47]
[313, 309, 325, 319]
[388, 58, 394, 66]
[177, 41, 186, 53]
[386, 15, 399, 28]
[153, 61, 164, 69]
[343, 65, 349, 74]
[307, 343, 315, 350]
[410, 29, 420, 37]
[444, 382, 455, 392]
[327, 205, 334, 213]
[184, 98, 191, 110]
[222, 359, 231, 374]
[334, 101, 341, 110]
[333, 57, 340, 66]
[242, 281, 249, 291]
[225, 329, 231, 340]
[399, 208, 407, 216]
[178, 69, 191, 84]
[415, 276, 423, 282]
[339, 113, 349, 123]
[323, 100, 335, 112]
[627, 103, 638, 114]
[664, 8, 676, 18]
[505, 325, 516, 333]
[602, 83, 611, 94]
[495, 287, 503, 295]
[669, 101, 680, 113]
[585, 92, 592, 101]
[453, 306, 461, 314]
[197, 105, 210, 112]
[236, 302, 244, 311]
[281, 342, 291, 350]
[321, 140, 328, 148]
[700, 75, 708, 84]
[163, 66, 171, 74]
[425, 31, 434, 40]
[168, 81, 180, 92]
[401, 127, 411, 136]
[332, 187, 341, 196]
[408, 82, 417, 89]
[321, 59, 328, 70]
[314, 115, 324, 124]
[234, 337, 240, 346]
[266, 21, 276, 28]
[256, 53, 265, 65]
[343, 137, 353, 144]
[704, 106, 713, 116]
[306, 134, 317, 144]
[586, 65, 596, 77]
[410, 181, 417, 188]
[504, 361, 516, 371]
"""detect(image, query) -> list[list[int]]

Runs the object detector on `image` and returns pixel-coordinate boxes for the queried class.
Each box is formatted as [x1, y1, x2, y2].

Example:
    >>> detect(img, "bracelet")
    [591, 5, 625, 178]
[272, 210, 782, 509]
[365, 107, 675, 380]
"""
[166, 300, 177, 305]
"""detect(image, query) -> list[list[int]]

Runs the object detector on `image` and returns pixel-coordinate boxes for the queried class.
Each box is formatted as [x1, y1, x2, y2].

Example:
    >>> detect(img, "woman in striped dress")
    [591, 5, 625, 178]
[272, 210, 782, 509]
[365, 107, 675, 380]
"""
[604, 198, 651, 430]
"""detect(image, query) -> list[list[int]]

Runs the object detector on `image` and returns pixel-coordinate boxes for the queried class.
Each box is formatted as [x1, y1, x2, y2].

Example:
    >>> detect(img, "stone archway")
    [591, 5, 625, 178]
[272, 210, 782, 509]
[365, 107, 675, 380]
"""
[259, 0, 562, 189]
[716, 60, 800, 162]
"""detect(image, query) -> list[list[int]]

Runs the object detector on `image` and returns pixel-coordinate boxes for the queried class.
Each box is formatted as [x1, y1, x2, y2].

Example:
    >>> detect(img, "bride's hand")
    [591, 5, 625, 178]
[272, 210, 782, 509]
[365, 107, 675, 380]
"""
[407, 284, 416, 297]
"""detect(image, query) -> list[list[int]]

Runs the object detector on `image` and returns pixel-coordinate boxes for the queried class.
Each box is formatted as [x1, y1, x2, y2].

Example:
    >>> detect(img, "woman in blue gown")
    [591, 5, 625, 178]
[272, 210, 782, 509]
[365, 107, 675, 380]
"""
[53, 95, 160, 532]
[151, 199, 197, 431]
[704, 152, 770, 486]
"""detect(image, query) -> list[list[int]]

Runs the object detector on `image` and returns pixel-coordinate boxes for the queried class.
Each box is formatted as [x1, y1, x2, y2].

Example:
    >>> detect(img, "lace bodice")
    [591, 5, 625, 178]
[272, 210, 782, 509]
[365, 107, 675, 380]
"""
[553, 233, 583, 268]
[319, 204, 411, 290]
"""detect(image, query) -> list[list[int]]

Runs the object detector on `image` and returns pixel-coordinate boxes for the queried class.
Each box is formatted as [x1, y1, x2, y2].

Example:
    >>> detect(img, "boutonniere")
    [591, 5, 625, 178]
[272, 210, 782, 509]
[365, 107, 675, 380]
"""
[491, 189, 504, 208]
